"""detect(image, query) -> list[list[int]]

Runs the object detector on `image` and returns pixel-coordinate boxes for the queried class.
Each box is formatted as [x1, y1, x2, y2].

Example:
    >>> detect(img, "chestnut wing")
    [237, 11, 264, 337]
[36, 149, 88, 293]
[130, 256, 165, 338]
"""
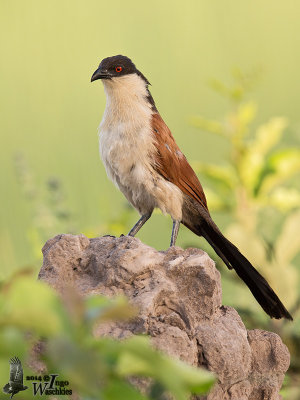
[151, 113, 208, 210]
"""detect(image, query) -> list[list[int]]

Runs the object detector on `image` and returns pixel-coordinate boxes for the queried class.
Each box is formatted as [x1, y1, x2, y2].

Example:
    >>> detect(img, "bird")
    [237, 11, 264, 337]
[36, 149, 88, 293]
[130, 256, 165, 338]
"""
[91, 55, 292, 321]
[3, 357, 28, 399]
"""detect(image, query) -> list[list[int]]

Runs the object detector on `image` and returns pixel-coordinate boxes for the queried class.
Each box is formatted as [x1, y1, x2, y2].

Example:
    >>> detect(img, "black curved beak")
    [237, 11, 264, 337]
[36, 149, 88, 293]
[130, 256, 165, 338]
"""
[91, 67, 111, 82]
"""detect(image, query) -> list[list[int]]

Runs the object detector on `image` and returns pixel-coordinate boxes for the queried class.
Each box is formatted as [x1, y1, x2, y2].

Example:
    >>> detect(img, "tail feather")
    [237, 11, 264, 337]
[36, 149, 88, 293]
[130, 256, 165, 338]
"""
[201, 219, 293, 320]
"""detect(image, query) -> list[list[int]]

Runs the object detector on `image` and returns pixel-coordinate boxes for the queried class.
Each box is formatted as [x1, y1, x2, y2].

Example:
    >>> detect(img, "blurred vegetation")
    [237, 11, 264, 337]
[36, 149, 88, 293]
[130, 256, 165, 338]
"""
[13, 153, 78, 261]
[0, 271, 215, 399]
[190, 70, 300, 399]
[10, 153, 134, 273]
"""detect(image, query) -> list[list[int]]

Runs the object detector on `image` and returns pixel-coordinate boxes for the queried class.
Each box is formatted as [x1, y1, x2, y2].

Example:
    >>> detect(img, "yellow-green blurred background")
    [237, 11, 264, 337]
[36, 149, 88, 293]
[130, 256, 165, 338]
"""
[1, 0, 300, 397]
[1, 0, 299, 269]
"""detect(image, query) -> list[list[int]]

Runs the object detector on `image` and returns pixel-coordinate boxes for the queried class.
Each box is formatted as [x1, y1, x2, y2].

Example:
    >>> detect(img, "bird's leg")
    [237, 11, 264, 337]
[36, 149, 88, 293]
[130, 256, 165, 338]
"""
[128, 212, 152, 237]
[170, 220, 180, 247]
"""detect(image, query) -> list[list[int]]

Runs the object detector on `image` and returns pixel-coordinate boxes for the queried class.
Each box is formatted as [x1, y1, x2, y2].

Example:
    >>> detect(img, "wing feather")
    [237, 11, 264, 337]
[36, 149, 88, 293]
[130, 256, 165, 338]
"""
[9, 357, 23, 384]
[151, 113, 208, 210]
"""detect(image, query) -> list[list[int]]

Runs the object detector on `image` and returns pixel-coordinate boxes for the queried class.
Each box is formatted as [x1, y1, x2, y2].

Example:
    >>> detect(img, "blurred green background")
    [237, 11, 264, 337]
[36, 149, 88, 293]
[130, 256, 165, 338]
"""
[1, 0, 300, 398]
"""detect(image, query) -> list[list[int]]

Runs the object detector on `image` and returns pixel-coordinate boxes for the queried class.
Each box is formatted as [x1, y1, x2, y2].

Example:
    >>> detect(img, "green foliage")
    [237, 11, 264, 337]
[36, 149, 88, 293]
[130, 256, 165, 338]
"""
[14, 153, 78, 263]
[12, 154, 134, 268]
[190, 70, 300, 398]
[0, 271, 215, 400]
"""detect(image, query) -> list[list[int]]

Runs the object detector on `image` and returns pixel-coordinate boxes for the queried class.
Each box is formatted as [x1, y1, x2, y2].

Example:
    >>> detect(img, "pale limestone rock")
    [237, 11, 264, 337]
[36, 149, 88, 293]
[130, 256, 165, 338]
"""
[39, 234, 290, 400]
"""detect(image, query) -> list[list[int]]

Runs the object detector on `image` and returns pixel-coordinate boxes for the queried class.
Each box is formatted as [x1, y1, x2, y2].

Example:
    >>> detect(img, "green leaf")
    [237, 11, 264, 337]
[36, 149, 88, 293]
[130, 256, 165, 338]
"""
[276, 210, 300, 265]
[260, 148, 300, 195]
[189, 116, 228, 137]
[268, 187, 300, 212]
[85, 295, 136, 323]
[239, 117, 287, 194]
[191, 162, 236, 210]
[232, 101, 257, 140]
[254, 117, 286, 154]
[46, 337, 106, 398]
[117, 336, 215, 399]
[0, 327, 27, 359]
[192, 162, 236, 191]
[200, 187, 231, 212]
[0, 277, 63, 336]
[103, 380, 148, 400]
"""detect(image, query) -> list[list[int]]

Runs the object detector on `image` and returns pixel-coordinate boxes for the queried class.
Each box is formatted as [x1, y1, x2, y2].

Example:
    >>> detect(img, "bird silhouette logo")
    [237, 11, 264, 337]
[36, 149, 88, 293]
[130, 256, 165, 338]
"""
[2, 357, 28, 398]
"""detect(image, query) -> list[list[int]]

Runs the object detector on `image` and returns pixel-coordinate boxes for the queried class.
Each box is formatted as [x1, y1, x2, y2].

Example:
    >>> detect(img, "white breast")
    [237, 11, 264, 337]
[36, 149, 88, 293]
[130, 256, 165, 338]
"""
[98, 74, 183, 220]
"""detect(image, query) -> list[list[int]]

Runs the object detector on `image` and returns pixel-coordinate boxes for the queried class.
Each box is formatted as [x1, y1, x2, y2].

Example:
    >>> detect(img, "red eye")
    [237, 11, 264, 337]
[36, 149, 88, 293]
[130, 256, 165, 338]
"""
[115, 66, 122, 72]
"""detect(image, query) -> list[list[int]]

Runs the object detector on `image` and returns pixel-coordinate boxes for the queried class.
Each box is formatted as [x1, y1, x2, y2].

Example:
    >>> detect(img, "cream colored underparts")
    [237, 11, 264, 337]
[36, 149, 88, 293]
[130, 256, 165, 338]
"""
[98, 74, 183, 221]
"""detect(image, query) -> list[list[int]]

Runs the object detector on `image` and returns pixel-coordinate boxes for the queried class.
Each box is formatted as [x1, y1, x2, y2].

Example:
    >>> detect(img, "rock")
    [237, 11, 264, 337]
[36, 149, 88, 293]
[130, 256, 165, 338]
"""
[39, 234, 290, 400]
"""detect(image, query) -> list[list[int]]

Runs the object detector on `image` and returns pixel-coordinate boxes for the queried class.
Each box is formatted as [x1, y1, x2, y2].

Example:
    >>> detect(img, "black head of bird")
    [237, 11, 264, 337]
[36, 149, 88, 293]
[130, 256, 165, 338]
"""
[91, 54, 150, 84]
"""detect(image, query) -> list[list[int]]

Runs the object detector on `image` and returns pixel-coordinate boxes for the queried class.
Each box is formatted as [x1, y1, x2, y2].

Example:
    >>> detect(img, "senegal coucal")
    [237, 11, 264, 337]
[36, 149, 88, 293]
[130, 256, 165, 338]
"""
[91, 55, 292, 321]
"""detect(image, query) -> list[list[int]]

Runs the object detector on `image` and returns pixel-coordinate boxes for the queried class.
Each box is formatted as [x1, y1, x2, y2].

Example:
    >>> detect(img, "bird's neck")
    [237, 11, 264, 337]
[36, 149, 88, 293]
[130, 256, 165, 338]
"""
[101, 74, 154, 127]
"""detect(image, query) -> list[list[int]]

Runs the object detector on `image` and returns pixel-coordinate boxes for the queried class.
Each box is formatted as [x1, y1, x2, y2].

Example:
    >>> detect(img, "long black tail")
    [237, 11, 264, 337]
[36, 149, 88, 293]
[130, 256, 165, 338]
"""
[201, 218, 293, 320]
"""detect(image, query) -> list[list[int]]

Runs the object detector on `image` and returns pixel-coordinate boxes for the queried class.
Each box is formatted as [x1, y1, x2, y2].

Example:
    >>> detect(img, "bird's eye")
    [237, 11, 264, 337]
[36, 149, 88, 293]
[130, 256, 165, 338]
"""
[115, 66, 122, 72]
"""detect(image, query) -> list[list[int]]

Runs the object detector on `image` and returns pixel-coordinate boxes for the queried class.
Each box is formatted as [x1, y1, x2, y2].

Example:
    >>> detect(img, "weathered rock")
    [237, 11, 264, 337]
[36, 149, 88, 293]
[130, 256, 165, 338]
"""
[39, 234, 290, 400]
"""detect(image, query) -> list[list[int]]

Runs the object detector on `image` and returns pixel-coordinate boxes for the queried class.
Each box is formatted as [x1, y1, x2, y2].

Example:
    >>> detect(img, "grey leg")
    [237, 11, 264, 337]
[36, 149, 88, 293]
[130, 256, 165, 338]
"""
[128, 212, 152, 237]
[170, 220, 180, 247]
